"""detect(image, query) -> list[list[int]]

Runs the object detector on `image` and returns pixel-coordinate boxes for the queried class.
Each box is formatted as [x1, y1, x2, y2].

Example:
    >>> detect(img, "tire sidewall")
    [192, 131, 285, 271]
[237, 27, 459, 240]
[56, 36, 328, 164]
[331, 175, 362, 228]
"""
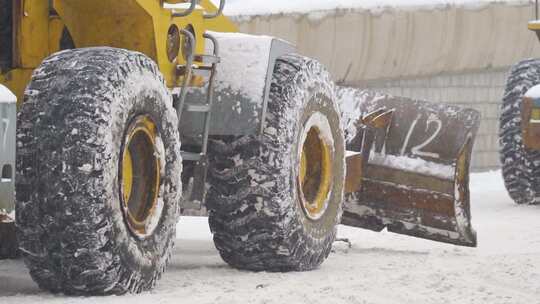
[15, 48, 182, 294]
[287, 60, 345, 241]
[100, 61, 181, 280]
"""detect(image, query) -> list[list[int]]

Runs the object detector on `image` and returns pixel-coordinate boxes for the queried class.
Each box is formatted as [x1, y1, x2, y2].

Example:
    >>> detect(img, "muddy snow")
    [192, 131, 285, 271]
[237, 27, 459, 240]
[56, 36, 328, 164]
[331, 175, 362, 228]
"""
[1, 171, 539, 303]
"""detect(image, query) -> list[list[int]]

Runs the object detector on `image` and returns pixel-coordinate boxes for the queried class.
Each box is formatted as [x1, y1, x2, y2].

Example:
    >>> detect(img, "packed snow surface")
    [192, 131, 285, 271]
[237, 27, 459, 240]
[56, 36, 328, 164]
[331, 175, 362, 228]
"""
[1, 171, 540, 303]
[0, 85, 16, 104]
[216, 0, 528, 16]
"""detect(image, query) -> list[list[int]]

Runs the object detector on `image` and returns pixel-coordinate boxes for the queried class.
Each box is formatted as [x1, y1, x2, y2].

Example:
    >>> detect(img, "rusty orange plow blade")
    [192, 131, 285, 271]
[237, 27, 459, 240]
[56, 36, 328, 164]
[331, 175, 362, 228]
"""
[338, 88, 480, 247]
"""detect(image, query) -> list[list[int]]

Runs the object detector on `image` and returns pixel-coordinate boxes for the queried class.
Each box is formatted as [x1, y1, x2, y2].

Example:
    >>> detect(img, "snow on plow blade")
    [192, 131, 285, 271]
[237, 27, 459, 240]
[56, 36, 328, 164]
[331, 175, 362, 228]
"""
[338, 88, 480, 247]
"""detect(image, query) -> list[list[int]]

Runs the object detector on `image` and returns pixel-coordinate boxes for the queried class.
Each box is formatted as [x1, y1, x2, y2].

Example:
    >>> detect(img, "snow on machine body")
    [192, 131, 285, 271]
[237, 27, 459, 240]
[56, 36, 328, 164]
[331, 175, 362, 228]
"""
[0, 0, 479, 295]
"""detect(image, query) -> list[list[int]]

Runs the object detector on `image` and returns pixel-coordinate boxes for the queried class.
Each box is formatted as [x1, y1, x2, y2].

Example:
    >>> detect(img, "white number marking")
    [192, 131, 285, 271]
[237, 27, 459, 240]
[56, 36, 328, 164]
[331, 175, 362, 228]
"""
[400, 114, 421, 156]
[411, 114, 442, 159]
[400, 113, 442, 159]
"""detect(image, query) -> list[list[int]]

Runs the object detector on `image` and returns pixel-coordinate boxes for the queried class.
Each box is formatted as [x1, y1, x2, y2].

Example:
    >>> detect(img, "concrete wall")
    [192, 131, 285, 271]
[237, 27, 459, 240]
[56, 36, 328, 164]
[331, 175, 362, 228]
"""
[233, 2, 540, 171]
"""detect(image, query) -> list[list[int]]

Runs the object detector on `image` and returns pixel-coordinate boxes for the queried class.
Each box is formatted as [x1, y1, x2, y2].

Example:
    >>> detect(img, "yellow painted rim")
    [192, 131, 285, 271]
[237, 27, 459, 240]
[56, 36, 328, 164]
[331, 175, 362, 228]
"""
[298, 126, 333, 220]
[528, 21, 540, 31]
[120, 115, 161, 238]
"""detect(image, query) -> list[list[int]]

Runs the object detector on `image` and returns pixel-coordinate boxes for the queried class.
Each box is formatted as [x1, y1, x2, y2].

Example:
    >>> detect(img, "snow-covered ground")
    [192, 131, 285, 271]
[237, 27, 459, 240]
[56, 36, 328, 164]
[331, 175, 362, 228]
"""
[216, 0, 529, 16]
[1, 171, 539, 303]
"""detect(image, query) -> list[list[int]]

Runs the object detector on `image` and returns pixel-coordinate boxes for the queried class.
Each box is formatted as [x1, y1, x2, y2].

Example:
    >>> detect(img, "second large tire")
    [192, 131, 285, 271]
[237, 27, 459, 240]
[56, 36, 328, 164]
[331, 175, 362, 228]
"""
[16, 48, 182, 294]
[207, 54, 345, 271]
[500, 59, 540, 205]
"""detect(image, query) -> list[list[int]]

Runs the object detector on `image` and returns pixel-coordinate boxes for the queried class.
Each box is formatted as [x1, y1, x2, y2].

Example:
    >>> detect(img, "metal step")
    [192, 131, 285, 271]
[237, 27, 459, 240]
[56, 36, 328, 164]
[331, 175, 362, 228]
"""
[192, 66, 212, 78]
[181, 152, 203, 162]
[177, 65, 212, 78]
[194, 54, 220, 65]
[185, 102, 211, 113]
[177, 32, 219, 206]
[190, 154, 208, 203]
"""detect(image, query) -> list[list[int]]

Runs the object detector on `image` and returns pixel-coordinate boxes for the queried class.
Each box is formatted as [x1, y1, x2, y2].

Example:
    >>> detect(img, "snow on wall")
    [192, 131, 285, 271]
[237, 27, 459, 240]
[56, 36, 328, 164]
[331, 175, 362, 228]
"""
[232, 2, 539, 82]
[221, 0, 529, 16]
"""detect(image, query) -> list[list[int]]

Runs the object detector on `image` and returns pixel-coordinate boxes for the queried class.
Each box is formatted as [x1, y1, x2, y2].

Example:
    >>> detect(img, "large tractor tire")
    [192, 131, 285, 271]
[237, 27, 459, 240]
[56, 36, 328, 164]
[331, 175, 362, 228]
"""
[16, 48, 182, 295]
[207, 54, 345, 271]
[500, 58, 540, 205]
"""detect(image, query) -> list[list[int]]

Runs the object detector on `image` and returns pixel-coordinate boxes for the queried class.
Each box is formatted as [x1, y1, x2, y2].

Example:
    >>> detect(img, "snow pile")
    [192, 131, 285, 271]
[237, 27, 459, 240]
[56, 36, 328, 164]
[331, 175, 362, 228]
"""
[218, 0, 528, 16]
[0, 85, 16, 104]
[369, 152, 455, 180]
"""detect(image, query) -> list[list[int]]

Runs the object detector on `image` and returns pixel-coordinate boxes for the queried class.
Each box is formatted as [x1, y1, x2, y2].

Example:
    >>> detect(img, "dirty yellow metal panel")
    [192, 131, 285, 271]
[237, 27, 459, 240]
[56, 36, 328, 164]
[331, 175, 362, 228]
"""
[199, 0, 239, 33]
[48, 16, 66, 54]
[345, 153, 363, 194]
[3, 0, 243, 99]
[135, 0, 205, 87]
[52, 0, 234, 87]
[528, 21, 540, 31]
[13, 0, 49, 68]
[365, 164, 455, 196]
[53, 1, 157, 57]
[521, 97, 540, 150]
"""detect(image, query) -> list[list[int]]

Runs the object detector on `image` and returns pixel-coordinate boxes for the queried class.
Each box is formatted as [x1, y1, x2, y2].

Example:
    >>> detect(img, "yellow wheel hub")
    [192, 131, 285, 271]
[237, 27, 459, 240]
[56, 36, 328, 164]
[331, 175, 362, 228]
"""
[298, 126, 333, 220]
[120, 115, 161, 238]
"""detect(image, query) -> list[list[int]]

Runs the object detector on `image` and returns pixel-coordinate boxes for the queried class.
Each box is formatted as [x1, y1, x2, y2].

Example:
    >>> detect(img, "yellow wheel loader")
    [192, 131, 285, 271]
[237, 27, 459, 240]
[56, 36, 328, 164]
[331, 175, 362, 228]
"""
[501, 0, 540, 205]
[0, 0, 480, 295]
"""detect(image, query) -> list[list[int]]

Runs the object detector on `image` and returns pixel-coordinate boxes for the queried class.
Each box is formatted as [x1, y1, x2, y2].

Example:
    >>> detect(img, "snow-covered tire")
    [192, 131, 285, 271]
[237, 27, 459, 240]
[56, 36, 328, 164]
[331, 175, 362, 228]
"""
[16, 47, 182, 295]
[207, 54, 345, 271]
[0, 222, 18, 259]
[500, 59, 540, 205]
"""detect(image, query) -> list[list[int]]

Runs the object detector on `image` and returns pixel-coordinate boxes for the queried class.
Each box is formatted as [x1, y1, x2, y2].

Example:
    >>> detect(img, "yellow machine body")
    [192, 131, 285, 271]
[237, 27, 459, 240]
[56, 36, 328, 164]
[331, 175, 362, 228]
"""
[0, 0, 238, 105]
